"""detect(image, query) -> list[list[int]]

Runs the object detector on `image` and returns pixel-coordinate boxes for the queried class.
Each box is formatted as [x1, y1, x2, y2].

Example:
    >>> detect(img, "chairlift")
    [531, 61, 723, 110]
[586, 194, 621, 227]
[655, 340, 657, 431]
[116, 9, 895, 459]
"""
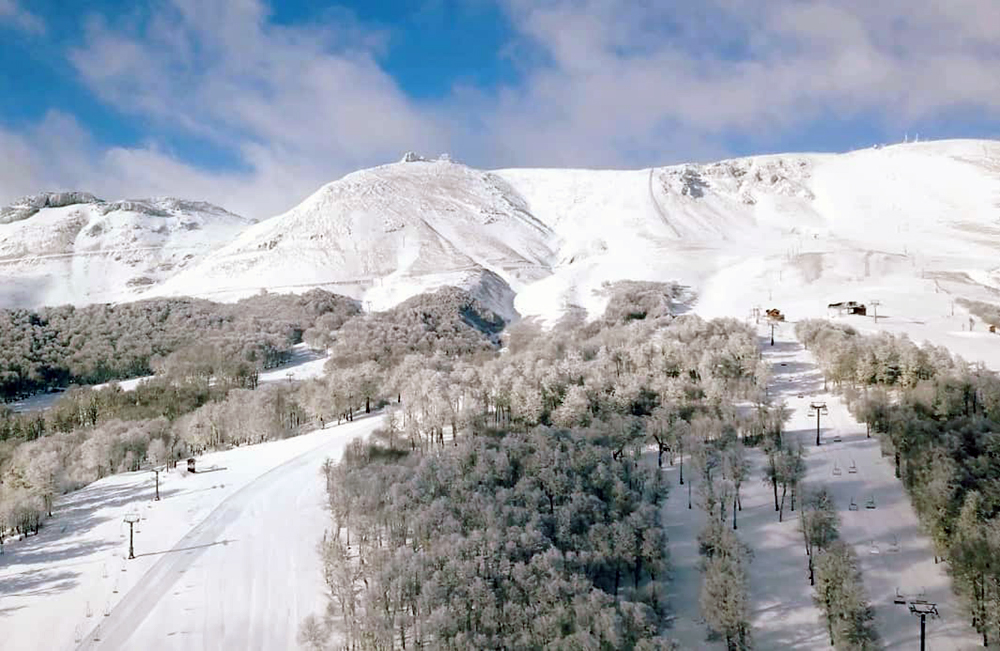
[849, 497, 859, 511]
[832, 462, 842, 476]
[848, 459, 858, 474]
[832, 432, 842, 443]
[894, 587, 907, 605]
[869, 540, 880, 555]
[887, 534, 900, 553]
[865, 495, 877, 509]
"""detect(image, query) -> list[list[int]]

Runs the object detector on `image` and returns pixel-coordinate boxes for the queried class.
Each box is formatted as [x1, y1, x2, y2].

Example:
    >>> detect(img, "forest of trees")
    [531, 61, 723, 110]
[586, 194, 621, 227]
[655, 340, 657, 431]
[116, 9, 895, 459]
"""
[296, 281, 778, 649]
[0, 287, 504, 554]
[0, 289, 360, 401]
[797, 319, 1000, 646]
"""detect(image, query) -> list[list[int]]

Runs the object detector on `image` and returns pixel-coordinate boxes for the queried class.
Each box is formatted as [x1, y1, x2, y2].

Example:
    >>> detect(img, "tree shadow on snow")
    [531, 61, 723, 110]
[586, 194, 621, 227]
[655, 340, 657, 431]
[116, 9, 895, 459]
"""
[0, 567, 80, 598]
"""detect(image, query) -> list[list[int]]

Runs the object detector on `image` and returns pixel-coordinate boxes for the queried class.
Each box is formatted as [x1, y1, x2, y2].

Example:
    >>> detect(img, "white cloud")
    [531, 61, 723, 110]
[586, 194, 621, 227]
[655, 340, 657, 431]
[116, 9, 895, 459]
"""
[480, 0, 1000, 164]
[3, 0, 1000, 218]
[0, 0, 44, 33]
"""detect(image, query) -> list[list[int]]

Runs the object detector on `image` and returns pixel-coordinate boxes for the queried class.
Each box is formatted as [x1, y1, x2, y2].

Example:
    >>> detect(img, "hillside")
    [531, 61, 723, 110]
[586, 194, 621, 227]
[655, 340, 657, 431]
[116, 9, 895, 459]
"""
[148, 155, 555, 319]
[0, 193, 252, 307]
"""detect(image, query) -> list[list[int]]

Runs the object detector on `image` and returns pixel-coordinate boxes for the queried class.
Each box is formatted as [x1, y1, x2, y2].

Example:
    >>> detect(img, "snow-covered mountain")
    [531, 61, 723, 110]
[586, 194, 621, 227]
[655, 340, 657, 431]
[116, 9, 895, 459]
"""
[148, 153, 556, 320]
[3, 140, 1000, 365]
[0, 192, 253, 307]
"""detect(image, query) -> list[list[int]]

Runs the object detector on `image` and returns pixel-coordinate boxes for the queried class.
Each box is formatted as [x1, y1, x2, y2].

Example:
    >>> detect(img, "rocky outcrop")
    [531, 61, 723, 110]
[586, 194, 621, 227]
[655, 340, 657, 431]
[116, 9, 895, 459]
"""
[0, 191, 101, 224]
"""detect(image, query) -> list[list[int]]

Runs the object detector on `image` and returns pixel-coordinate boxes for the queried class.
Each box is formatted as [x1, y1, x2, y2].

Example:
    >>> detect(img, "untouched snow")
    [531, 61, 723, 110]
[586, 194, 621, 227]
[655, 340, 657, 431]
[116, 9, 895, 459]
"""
[661, 324, 981, 649]
[0, 416, 381, 651]
[256, 344, 329, 384]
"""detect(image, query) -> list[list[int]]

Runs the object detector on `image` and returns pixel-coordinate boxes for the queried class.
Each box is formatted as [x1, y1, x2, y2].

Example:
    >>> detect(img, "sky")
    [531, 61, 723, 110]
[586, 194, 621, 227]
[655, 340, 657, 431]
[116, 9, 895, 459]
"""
[1, 0, 1000, 218]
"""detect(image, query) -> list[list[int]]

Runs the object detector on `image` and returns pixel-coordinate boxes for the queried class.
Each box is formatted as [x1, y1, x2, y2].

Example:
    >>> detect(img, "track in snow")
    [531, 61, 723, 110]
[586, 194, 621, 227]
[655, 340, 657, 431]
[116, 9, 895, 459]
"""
[75, 416, 380, 650]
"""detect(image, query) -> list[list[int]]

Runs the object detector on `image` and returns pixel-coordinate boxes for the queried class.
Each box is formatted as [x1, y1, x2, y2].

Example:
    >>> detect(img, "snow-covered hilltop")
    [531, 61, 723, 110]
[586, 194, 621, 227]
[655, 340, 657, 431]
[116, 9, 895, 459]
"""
[149, 156, 555, 320]
[2, 139, 1000, 364]
[0, 193, 253, 307]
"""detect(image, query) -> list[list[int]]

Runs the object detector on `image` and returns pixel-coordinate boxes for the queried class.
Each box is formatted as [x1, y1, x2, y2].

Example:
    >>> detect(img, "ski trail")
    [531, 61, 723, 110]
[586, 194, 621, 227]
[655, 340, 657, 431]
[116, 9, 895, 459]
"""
[765, 327, 981, 650]
[77, 416, 381, 650]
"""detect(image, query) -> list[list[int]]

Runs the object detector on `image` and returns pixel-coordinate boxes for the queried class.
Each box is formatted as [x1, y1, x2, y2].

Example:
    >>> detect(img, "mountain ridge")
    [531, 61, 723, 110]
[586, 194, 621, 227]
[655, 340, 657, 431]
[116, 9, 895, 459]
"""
[2, 139, 1000, 370]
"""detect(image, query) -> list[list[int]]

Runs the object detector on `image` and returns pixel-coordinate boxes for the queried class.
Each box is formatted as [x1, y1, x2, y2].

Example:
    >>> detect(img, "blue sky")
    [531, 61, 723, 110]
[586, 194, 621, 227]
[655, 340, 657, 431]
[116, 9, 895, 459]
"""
[1, 0, 999, 217]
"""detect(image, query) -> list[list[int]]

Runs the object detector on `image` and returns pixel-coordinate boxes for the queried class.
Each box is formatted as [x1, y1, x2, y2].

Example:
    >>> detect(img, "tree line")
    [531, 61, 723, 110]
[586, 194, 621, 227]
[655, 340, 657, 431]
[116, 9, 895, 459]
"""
[798, 319, 1000, 646]
[800, 487, 879, 650]
[0, 289, 360, 402]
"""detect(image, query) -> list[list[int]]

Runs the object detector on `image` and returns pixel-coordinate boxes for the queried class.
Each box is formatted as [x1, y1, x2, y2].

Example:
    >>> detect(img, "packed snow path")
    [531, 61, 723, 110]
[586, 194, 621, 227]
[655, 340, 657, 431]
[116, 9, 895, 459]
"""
[0, 416, 380, 651]
[661, 325, 981, 649]
[764, 326, 980, 649]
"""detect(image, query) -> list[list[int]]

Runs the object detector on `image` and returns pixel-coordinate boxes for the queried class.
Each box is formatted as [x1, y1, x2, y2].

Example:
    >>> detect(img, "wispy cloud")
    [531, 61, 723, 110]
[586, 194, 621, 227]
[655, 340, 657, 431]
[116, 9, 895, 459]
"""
[61, 0, 448, 216]
[483, 0, 1000, 165]
[0, 0, 44, 33]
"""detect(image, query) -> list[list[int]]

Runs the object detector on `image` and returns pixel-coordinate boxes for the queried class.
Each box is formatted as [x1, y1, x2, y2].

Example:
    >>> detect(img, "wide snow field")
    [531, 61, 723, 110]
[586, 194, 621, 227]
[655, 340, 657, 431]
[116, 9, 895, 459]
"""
[0, 415, 381, 651]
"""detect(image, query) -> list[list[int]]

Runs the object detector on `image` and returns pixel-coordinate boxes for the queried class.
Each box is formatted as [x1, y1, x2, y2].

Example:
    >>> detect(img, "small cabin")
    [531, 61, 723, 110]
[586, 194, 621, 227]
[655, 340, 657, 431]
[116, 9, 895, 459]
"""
[187, 458, 197, 473]
[828, 301, 867, 316]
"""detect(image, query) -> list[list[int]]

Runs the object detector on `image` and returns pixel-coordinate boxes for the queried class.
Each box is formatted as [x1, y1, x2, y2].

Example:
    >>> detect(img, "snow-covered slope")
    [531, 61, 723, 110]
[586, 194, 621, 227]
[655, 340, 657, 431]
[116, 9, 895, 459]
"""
[149, 155, 554, 318]
[492, 140, 1000, 368]
[0, 193, 252, 307]
[0, 416, 382, 651]
[2, 140, 999, 366]
[498, 140, 1000, 321]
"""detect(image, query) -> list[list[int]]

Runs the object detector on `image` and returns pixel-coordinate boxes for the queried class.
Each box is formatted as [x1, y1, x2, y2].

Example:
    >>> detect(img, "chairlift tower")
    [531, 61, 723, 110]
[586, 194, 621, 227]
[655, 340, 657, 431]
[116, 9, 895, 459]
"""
[809, 402, 828, 446]
[869, 299, 881, 324]
[152, 467, 162, 501]
[123, 511, 141, 560]
[908, 601, 938, 651]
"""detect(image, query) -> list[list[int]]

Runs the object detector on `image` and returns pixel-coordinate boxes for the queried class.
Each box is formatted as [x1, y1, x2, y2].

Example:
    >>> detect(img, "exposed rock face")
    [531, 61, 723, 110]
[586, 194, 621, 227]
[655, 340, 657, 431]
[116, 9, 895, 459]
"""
[1, 193, 247, 225]
[97, 198, 249, 221]
[0, 192, 101, 224]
